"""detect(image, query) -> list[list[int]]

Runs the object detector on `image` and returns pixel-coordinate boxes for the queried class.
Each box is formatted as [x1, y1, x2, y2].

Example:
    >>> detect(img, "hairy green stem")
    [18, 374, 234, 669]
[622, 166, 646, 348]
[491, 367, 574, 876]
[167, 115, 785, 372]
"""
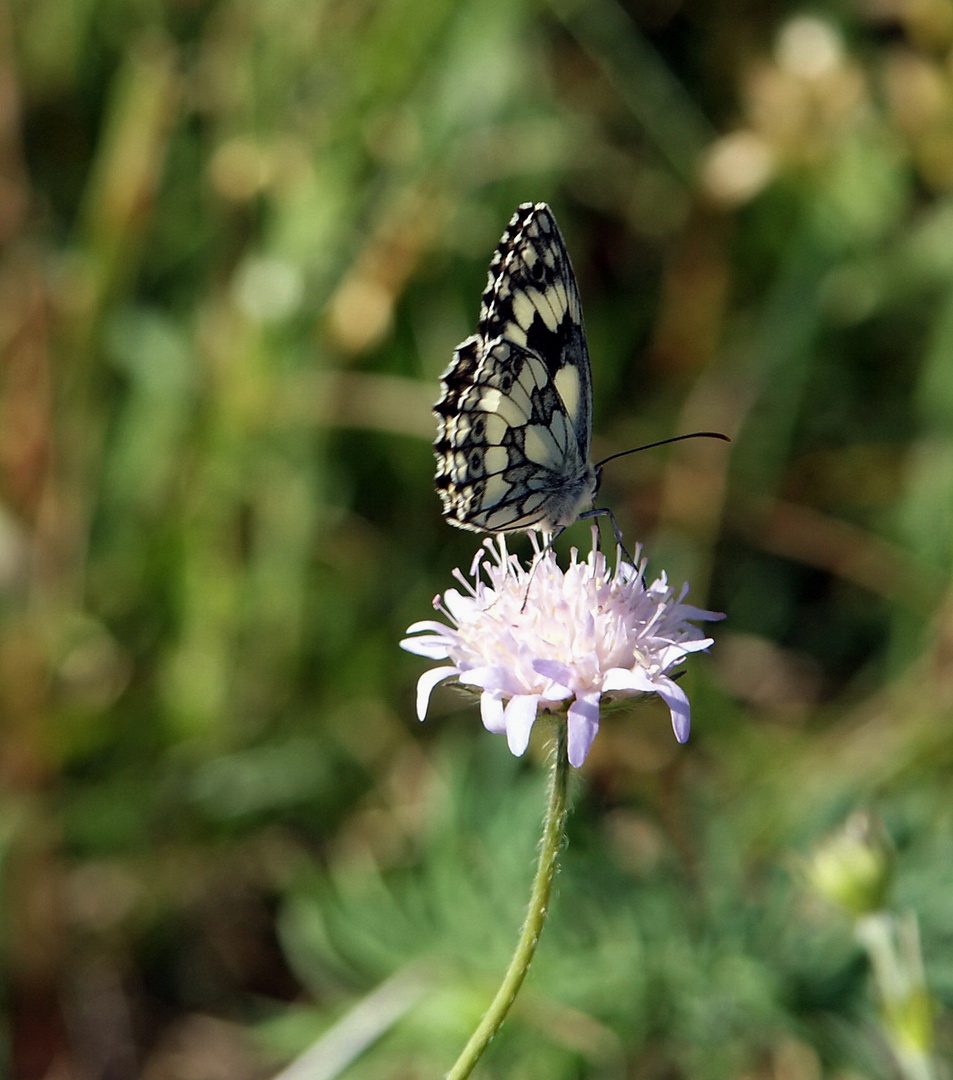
[445, 721, 571, 1080]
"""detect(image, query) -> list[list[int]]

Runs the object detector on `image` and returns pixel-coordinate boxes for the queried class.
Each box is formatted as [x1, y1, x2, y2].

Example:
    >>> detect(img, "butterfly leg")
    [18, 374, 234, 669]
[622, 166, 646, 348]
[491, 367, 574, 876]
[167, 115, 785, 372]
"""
[577, 508, 635, 565]
[518, 529, 562, 613]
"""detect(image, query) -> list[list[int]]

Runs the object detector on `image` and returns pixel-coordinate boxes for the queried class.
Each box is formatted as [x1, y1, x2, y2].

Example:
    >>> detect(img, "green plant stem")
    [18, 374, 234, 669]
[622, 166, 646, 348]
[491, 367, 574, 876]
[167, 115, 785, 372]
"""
[855, 913, 936, 1080]
[445, 721, 571, 1080]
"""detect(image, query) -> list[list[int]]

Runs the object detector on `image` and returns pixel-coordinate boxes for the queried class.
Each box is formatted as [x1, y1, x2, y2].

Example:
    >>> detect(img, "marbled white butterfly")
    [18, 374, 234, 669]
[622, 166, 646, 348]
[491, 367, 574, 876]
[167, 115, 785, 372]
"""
[433, 202, 726, 538]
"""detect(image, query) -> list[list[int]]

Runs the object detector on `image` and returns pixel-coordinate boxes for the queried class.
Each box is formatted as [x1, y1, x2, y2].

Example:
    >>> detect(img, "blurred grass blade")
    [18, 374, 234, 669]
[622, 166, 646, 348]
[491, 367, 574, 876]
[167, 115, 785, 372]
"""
[551, 0, 714, 180]
[72, 37, 178, 352]
[270, 965, 430, 1080]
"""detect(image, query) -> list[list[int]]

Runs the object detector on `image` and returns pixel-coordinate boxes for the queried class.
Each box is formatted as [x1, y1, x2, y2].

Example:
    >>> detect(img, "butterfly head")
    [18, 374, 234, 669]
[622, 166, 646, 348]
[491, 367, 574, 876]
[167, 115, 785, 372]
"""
[535, 460, 599, 534]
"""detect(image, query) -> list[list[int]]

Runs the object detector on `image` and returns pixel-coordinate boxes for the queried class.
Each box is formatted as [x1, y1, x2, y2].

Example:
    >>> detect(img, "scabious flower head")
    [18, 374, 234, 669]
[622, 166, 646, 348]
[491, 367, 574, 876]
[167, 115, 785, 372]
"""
[401, 529, 724, 768]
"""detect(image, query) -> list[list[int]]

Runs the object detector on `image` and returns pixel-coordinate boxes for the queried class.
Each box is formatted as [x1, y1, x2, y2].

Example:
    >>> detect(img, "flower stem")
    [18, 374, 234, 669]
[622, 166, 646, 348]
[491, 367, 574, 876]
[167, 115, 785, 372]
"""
[445, 721, 571, 1080]
[855, 912, 936, 1080]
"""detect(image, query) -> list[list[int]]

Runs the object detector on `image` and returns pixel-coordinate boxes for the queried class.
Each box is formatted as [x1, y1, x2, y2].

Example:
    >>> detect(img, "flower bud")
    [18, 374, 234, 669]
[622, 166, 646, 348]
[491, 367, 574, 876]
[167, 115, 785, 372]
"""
[805, 812, 894, 916]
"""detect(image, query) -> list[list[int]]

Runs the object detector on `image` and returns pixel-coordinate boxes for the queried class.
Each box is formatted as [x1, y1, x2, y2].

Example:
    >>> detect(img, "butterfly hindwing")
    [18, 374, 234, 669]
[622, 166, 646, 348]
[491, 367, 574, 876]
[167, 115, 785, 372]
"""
[434, 203, 597, 535]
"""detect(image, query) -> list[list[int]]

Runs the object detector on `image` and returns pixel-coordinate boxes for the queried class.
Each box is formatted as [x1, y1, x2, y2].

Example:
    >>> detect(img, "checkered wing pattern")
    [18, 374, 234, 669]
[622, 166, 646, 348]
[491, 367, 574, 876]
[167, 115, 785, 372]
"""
[433, 203, 597, 534]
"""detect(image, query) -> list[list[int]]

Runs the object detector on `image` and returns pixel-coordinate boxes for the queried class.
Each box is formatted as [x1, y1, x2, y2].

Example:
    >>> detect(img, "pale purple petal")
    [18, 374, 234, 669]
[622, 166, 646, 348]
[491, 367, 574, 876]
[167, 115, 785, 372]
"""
[415, 666, 459, 720]
[654, 676, 691, 743]
[532, 658, 575, 686]
[480, 692, 506, 734]
[531, 659, 574, 698]
[567, 693, 600, 767]
[401, 526, 722, 761]
[503, 695, 539, 757]
[676, 603, 726, 622]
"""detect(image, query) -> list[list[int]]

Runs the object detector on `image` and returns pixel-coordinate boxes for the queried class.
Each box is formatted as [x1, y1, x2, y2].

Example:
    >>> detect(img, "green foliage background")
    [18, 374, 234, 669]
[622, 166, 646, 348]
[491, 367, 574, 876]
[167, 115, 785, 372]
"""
[2, 0, 953, 1076]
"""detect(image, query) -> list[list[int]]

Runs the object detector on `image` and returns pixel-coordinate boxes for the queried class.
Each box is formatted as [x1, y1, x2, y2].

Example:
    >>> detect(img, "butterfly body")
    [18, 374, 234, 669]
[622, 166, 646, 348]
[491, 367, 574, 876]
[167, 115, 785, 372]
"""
[434, 203, 597, 535]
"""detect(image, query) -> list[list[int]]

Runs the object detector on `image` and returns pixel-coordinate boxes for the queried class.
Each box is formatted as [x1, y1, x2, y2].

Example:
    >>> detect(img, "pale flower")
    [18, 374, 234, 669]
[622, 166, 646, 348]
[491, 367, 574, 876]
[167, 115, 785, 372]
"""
[401, 529, 724, 767]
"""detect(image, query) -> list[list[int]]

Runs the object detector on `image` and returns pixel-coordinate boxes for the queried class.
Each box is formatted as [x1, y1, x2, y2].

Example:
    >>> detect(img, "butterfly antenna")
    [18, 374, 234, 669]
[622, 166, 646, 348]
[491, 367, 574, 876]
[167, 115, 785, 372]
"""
[594, 431, 730, 471]
[583, 431, 730, 566]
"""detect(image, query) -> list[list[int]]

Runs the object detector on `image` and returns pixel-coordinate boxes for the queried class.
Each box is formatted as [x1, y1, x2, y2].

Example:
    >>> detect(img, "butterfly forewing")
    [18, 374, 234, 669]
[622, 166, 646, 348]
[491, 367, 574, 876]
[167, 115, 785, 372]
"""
[434, 203, 597, 535]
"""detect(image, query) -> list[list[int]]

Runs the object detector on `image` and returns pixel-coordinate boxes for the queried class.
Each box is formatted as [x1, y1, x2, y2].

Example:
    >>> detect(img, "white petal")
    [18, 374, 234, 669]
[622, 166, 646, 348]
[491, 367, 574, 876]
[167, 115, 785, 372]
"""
[602, 667, 654, 693]
[503, 695, 539, 757]
[415, 666, 458, 721]
[481, 693, 506, 733]
[567, 693, 600, 767]
[655, 676, 691, 743]
[655, 638, 712, 667]
[458, 665, 513, 693]
[403, 619, 452, 635]
[442, 588, 476, 621]
[400, 635, 454, 659]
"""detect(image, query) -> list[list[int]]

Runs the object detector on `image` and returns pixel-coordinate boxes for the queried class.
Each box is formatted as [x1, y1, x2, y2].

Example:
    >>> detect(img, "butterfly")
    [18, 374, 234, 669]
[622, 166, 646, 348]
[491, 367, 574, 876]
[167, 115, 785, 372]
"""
[433, 202, 728, 540]
[433, 202, 598, 536]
